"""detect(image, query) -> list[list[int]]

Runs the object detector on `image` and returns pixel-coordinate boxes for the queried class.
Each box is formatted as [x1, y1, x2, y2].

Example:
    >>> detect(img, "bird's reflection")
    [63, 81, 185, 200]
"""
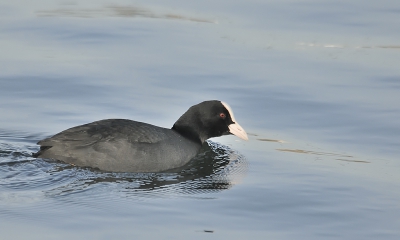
[45, 141, 248, 197]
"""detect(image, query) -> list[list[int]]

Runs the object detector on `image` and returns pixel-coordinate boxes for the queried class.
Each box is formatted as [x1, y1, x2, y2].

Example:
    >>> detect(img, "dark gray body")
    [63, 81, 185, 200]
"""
[37, 119, 201, 172]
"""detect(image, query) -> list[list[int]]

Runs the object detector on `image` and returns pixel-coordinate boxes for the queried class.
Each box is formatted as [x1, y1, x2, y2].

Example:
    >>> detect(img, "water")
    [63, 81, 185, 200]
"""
[1, 0, 400, 239]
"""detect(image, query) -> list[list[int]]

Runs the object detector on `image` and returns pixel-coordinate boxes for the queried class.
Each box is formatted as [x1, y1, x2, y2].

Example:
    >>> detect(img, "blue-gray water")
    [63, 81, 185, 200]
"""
[1, 1, 400, 239]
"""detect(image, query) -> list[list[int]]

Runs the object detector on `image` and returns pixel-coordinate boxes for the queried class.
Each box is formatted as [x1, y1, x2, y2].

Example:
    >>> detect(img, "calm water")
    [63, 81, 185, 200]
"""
[1, 0, 400, 239]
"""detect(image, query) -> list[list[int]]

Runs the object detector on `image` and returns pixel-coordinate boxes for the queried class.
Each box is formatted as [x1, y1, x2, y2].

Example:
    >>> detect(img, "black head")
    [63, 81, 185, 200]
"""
[172, 100, 248, 143]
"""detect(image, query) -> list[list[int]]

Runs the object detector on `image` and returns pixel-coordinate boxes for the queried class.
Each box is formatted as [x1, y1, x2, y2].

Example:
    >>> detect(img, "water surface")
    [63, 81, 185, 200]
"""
[1, 0, 400, 239]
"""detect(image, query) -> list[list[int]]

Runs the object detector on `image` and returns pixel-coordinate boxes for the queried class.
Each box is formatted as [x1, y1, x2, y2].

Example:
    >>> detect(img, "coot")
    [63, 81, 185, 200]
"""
[33, 100, 248, 172]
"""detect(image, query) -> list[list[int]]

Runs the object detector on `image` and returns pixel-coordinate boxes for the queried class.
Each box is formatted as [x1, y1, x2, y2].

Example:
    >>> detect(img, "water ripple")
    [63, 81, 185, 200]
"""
[1, 131, 248, 206]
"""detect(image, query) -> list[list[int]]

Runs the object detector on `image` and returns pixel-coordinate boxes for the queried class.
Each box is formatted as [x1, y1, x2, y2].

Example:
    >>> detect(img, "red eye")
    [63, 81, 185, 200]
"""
[219, 113, 226, 119]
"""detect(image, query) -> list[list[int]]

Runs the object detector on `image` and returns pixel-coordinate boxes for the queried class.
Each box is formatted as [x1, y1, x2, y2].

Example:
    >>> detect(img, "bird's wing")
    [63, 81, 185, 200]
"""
[37, 119, 170, 147]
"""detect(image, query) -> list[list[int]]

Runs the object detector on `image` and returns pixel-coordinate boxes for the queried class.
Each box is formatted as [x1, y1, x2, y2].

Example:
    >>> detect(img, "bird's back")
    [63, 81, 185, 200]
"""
[36, 119, 202, 172]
